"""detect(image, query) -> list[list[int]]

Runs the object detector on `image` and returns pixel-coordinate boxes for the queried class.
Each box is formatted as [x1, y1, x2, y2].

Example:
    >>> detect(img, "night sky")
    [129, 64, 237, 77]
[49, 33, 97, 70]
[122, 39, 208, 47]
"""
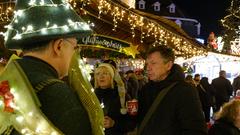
[173, 0, 231, 40]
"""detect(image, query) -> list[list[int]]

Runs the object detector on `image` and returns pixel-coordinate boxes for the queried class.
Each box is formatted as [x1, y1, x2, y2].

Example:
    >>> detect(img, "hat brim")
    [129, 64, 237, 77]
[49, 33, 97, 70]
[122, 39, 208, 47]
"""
[5, 4, 92, 49]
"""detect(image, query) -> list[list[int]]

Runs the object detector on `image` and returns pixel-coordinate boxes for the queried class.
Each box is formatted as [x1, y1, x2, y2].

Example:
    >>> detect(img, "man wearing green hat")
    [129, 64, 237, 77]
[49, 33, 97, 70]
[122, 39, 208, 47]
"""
[0, 0, 103, 135]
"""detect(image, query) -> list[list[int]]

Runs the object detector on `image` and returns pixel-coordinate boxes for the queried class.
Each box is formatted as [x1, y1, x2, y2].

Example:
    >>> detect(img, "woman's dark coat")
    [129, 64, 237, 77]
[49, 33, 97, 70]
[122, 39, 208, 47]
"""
[95, 87, 135, 135]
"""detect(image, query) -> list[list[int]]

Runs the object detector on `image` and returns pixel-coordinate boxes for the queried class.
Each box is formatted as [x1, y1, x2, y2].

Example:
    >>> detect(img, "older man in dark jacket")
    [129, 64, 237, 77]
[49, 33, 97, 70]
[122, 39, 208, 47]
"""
[137, 45, 207, 135]
[211, 70, 233, 112]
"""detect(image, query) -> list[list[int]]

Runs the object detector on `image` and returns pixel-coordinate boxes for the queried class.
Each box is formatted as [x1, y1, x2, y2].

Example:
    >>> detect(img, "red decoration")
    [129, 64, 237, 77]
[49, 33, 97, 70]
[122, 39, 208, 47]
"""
[207, 122, 213, 129]
[208, 32, 218, 49]
[0, 80, 14, 112]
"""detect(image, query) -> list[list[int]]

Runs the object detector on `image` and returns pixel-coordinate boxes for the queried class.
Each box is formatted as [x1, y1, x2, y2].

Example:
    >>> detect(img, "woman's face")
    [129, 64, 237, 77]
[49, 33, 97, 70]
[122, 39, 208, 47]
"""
[95, 67, 112, 89]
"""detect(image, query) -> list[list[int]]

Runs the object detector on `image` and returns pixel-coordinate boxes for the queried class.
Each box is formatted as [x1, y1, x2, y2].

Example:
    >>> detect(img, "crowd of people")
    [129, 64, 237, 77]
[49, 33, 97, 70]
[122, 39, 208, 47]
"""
[184, 70, 240, 135]
[1, 0, 240, 135]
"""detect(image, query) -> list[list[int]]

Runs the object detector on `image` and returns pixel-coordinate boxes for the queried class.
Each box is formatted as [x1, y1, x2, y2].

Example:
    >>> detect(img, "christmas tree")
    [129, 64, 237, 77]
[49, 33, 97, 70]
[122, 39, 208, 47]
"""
[221, 0, 240, 54]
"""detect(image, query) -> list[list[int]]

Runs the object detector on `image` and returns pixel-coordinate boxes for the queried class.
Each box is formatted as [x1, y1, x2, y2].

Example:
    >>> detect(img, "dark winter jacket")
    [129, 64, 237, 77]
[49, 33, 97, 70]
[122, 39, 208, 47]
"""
[137, 64, 207, 135]
[11, 56, 92, 135]
[126, 77, 139, 99]
[233, 76, 240, 96]
[211, 76, 233, 111]
[95, 87, 135, 135]
[208, 118, 240, 135]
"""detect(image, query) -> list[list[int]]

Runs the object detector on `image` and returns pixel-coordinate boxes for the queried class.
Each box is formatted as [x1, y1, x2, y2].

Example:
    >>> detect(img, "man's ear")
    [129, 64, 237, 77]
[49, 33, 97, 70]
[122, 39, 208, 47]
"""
[52, 39, 63, 56]
[167, 61, 173, 70]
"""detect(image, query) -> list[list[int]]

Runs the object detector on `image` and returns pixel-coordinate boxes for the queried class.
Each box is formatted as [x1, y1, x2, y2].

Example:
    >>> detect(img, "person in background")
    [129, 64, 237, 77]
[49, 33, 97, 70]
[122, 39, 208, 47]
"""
[137, 45, 207, 135]
[232, 74, 240, 96]
[125, 70, 139, 99]
[194, 73, 201, 86]
[235, 90, 240, 99]
[197, 77, 215, 122]
[208, 99, 240, 135]
[211, 70, 233, 112]
[135, 69, 148, 92]
[185, 74, 196, 87]
[94, 63, 135, 135]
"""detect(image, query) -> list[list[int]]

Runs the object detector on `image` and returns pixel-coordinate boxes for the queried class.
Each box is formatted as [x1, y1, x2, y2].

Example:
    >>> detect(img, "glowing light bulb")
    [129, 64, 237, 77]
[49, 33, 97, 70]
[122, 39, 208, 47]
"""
[27, 25, 33, 32]
[0, 100, 3, 106]
[36, 126, 42, 133]
[51, 132, 58, 135]
[82, 24, 90, 30]
[52, 24, 58, 28]
[15, 10, 23, 17]
[100, 102, 104, 108]
[16, 116, 24, 123]
[46, 21, 50, 27]
[28, 112, 33, 116]
[13, 34, 22, 40]
[21, 128, 28, 134]
[29, 0, 36, 6]
[41, 28, 47, 34]
[63, 25, 69, 31]
[40, 0, 45, 5]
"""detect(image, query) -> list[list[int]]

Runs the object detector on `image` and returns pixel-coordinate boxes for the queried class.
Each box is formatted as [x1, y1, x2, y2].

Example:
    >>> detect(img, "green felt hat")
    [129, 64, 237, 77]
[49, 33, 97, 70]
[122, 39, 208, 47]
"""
[4, 0, 92, 49]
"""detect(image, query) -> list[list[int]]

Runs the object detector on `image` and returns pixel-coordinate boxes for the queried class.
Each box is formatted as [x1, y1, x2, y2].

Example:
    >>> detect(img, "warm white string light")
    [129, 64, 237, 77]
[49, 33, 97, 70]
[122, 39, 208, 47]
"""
[0, 0, 207, 58]
[2, 2, 91, 42]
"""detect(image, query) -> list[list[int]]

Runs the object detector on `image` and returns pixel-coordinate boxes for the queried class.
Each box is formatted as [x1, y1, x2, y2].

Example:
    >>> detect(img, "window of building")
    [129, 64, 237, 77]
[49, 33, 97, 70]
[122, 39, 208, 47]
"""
[138, 0, 146, 9]
[153, 2, 161, 11]
[168, 3, 176, 13]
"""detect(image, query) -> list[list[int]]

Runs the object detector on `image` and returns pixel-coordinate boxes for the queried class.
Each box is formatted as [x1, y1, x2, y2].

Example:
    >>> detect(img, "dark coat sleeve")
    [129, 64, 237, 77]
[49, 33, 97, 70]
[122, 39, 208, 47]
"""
[226, 79, 233, 96]
[38, 82, 92, 135]
[111, 113, 136, 133]
[105, 97, 136, 134]
[208, 126, 226, 135]
[175, 83, 208, 135]
[208, 120, 240, 135]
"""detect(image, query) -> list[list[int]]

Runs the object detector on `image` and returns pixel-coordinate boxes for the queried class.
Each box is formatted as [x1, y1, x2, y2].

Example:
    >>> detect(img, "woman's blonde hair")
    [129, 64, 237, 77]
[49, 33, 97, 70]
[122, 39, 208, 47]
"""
[215, 99, 240, 123]
[94, 63, 115, 89]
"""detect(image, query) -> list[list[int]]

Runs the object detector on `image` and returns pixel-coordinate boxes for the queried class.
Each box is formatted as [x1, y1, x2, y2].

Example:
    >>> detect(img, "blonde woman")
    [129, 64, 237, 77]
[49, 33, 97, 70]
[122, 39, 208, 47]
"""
[94, 63, 135, 135]
[208, 99, 240, 135]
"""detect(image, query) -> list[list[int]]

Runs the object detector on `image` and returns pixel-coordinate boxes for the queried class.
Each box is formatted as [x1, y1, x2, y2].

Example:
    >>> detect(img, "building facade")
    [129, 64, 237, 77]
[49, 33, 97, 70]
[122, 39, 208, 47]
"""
[136, 0, 203, 43]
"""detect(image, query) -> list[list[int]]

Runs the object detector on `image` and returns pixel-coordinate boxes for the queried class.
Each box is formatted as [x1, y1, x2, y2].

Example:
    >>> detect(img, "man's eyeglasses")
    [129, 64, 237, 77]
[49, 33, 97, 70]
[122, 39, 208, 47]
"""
[64, 39, 80, 50]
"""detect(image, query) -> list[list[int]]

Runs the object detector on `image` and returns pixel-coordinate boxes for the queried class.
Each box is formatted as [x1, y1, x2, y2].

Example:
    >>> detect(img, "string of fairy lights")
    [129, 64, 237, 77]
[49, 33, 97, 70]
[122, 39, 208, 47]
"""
[220, 0, 240, 55]
[0, 1, 15, 23]
[0, 0, 207, 58]
[221, 0, 239, 31]
[1, 1, 91, 43]
[67, 0, 208, 58]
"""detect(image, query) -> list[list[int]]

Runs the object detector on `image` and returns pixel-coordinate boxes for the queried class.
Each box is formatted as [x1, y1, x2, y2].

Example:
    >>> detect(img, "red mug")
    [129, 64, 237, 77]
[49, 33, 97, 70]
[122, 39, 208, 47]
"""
[127, 99, 138, 116]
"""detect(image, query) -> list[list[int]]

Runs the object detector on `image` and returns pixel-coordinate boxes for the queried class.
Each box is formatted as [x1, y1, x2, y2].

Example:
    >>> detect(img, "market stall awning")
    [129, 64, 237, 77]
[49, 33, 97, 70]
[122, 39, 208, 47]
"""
[0, 0, 207, 58]
[70, 0, 208, 58]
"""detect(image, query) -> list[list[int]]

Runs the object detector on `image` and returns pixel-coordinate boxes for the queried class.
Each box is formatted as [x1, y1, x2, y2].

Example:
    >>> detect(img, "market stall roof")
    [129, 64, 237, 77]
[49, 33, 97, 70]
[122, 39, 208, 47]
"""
[0, 0, 207, 58]
[71, 0, 208, 58]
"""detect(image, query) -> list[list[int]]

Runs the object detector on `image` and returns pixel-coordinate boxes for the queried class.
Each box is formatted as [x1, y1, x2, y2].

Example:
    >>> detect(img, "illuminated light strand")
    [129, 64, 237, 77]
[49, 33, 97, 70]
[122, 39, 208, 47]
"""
[1, 0, 208, 58]
[4, 2, 91, 40]
[95, 0, 207, 58]
[6, 21, 90, 40]
[0, 1, 15, 23]
[0, 86, 62, 134]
